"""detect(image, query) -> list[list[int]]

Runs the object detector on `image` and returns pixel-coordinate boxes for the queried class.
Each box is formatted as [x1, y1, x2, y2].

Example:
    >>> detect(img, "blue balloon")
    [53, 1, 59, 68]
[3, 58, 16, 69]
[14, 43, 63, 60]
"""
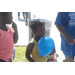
[38, 36, 54, 57]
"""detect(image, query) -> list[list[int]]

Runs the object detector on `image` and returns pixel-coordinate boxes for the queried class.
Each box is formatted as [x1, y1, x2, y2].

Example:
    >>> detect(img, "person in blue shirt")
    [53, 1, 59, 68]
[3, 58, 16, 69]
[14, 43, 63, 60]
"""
[55, 12, 75, 61]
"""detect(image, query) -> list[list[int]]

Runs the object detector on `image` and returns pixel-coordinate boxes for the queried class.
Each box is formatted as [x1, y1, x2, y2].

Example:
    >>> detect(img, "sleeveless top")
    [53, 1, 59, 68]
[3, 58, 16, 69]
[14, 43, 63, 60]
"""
[0, 25, 14, 61]
[31, 38, 47, 62]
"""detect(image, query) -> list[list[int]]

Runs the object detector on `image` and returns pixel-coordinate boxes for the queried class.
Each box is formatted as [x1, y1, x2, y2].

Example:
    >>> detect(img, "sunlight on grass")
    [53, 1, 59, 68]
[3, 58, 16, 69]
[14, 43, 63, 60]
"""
[13, 46, 28, 62]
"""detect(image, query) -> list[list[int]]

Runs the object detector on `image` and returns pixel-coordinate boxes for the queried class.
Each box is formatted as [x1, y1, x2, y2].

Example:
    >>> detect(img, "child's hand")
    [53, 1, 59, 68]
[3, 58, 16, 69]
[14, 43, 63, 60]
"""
[12, 21, 17, 32]
[49, 47, 56, 55]
[65, 34, 75, 45]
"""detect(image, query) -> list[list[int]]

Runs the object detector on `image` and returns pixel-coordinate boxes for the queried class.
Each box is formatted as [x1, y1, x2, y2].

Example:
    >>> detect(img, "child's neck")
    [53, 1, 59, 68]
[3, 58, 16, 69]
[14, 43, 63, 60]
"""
[34, 36, 41, 42]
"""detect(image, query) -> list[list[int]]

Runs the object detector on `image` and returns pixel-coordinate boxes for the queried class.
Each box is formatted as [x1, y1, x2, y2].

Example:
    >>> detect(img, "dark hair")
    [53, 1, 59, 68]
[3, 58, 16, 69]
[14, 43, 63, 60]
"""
[0, 12, 8, 16]
[30, 19, 45, 31]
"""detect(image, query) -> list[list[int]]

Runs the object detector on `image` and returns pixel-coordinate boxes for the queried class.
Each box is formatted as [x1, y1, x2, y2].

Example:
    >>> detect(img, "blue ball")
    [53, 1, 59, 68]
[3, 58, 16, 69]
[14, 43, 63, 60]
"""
[38, 36, 54, 57]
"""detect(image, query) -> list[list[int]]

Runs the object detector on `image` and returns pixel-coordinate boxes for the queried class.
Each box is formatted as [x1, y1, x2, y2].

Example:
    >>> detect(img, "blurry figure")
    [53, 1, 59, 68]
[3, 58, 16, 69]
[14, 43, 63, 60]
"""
[18, 12, 25, 19]
[18, 12, 28, 25]
[22, 12, 25, 19]
[55, 12, 75, 61]
[33, 15, 36, 19]
[24, 12, 28, 25]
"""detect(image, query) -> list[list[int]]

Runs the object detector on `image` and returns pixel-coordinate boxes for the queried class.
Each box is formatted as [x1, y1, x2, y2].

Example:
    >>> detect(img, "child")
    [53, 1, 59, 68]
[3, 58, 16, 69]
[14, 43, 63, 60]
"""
[0, 12, 18, 62]
[25, 19, 55, 62]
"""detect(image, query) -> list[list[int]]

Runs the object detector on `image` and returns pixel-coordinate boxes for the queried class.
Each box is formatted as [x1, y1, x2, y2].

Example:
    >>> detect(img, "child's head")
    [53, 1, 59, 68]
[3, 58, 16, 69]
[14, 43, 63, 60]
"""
[30, 19, 45, 37]
[0, 12, 12, 24]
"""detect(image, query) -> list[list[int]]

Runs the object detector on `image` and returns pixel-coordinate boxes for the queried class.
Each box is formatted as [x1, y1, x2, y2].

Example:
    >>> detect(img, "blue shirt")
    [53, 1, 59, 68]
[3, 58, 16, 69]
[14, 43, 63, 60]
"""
[55, 12, 75, 56]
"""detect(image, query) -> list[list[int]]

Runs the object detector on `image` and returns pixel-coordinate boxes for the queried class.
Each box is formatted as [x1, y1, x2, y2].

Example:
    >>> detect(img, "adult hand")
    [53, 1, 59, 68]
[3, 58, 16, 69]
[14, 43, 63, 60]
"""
[56, 25, 75, 45]
[65, 34, 75, 45]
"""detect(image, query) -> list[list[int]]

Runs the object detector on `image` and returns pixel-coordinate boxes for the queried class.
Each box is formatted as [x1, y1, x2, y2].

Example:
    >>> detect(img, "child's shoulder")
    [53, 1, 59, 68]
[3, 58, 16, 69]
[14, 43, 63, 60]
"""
[30, 38, 34, 42]
[27, 38, 34, 49]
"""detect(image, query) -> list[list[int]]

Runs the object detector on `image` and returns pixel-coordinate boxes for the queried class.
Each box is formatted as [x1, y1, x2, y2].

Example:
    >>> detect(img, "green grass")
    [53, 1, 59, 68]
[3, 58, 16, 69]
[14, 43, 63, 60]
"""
[12, 46, 28, 62]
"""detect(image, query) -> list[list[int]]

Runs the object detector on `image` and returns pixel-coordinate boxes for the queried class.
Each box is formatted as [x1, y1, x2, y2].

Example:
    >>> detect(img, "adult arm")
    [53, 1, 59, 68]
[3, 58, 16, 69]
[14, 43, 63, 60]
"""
[56, 24, 75, 45]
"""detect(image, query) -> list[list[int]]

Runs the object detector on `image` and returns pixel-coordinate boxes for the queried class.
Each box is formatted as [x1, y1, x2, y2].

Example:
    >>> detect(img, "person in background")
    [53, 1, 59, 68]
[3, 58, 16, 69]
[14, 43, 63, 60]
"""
[18, 12, 25, 19]
[18, 12, 28, 25]
[0, 12, 18, 62]
[55, 12, 75, 61]
[24, 12, 28, 25]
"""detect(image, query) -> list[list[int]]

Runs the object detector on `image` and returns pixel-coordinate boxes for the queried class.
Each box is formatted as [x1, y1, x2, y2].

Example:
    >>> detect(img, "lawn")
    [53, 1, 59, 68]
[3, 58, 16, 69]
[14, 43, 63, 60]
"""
[12, 46, 28, 62]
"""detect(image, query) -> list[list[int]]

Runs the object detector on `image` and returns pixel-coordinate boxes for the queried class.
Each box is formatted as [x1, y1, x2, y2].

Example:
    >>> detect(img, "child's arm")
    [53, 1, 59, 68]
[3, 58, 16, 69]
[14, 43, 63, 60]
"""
[25, 42, 35, 62]
[56, 24, 74, 45]
[12, 21, 18, 44]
